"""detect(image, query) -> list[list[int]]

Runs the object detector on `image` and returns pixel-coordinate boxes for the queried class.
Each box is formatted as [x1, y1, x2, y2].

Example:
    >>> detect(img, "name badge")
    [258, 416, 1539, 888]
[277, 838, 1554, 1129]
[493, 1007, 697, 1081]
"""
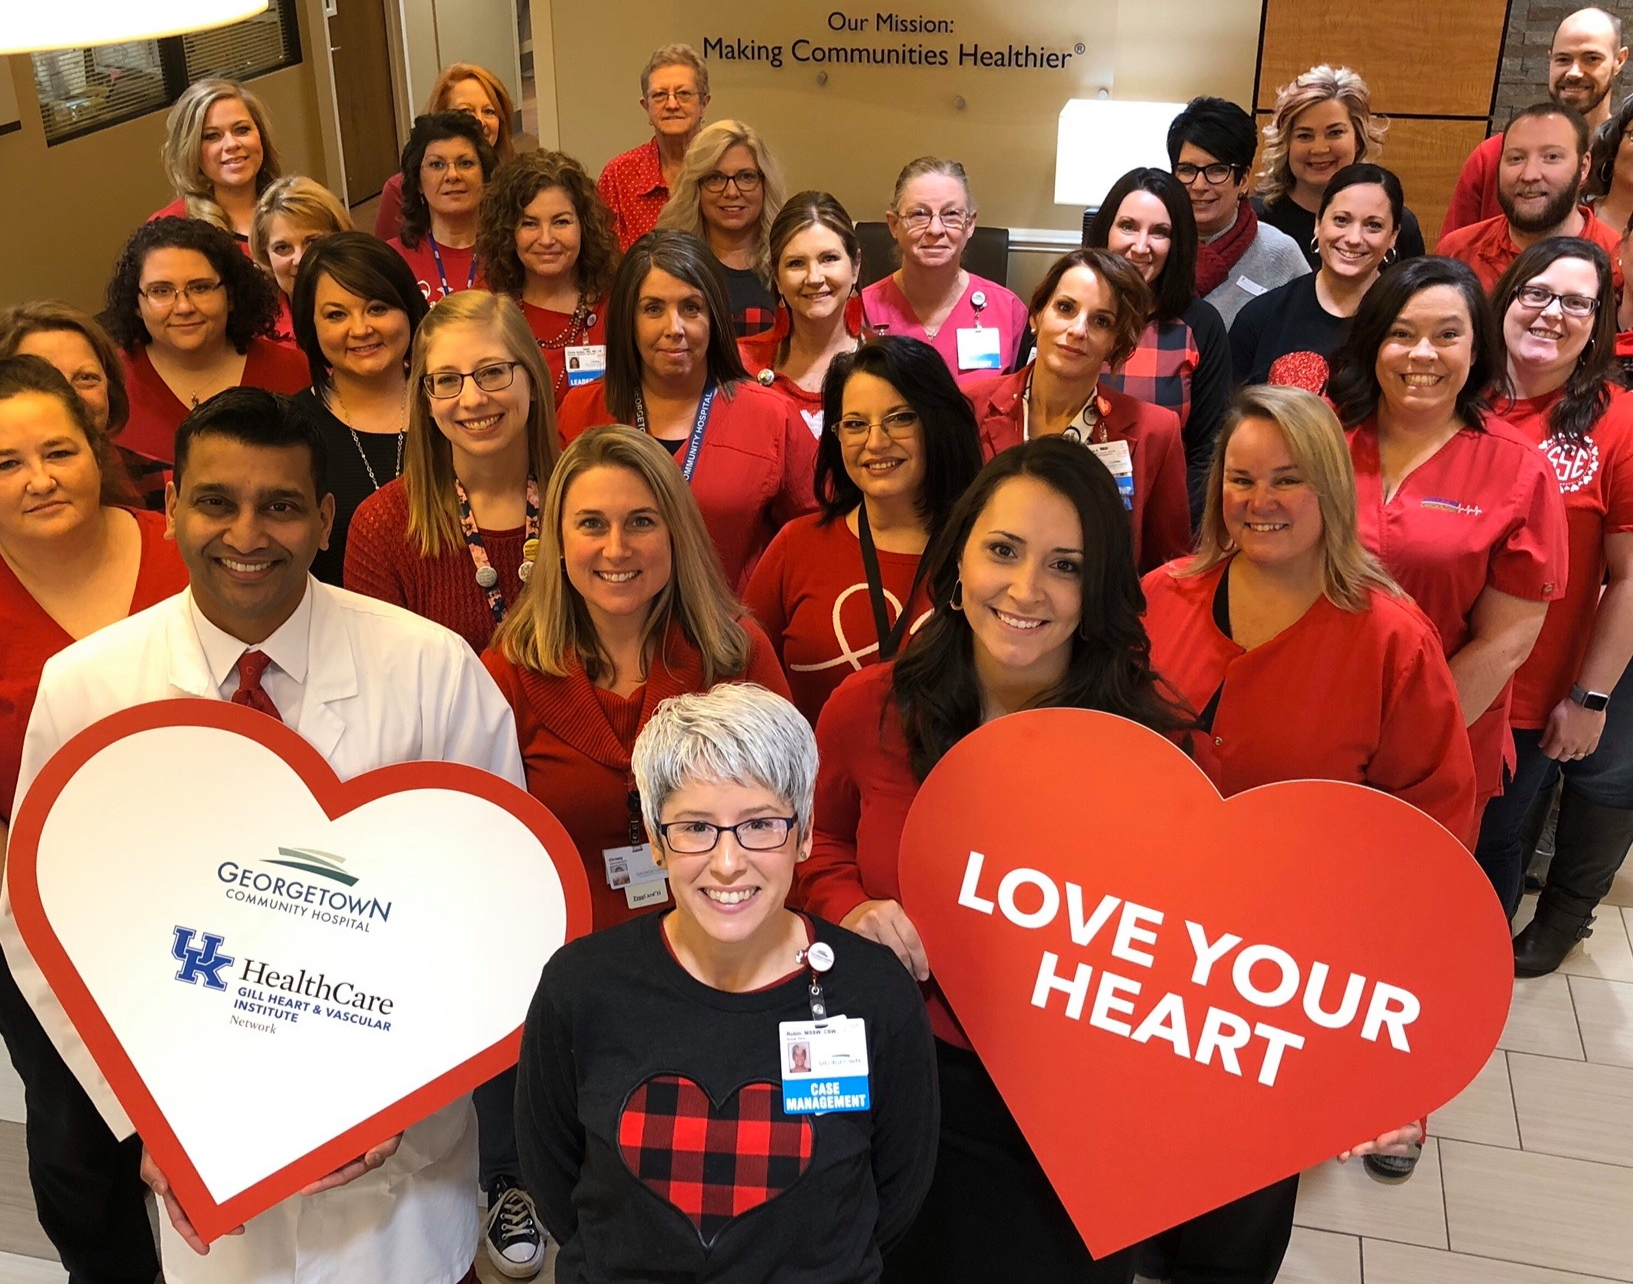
[956, 326, 1003, 371]
[603, 842, 665, 890]
[1087, 439, 1135, 511]
[1234, 275, 1268, 298]
[564, 344, 607, 387]
[779, 1016, 871, 1114]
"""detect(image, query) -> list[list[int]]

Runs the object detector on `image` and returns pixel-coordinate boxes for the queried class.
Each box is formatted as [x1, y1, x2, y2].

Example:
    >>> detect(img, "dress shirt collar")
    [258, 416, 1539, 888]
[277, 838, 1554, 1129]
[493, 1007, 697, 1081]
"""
[187, 579, 315, 694]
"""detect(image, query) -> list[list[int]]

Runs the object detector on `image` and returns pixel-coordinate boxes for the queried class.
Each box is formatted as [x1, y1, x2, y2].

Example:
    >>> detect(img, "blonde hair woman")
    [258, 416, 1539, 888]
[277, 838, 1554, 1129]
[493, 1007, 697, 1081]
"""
[250, 176, 352, 344]
[344, 290, 558, 655]
[482, 424, 790, 929]
[656, 120, 787, 336]
[1254, 65, 1425, 266]
[155, 77, 282, 246]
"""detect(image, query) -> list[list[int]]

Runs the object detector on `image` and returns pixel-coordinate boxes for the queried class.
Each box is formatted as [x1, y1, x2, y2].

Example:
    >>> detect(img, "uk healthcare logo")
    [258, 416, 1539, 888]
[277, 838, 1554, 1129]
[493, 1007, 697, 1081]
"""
[172, 926, 235, 991]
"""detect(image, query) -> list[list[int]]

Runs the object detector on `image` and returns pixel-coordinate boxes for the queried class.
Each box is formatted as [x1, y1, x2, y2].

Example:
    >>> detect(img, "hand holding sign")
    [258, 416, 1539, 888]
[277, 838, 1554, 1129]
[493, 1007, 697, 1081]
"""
[897, 708, 1511, 1257]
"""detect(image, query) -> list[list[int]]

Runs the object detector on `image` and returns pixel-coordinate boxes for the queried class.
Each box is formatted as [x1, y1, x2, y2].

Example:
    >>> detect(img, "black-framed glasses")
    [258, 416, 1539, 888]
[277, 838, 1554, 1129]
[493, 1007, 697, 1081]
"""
[701, 168, 763, 194]
[657, 816, 797, 853]
[422, 361, 520, 399]
[834, 410, 920, 440]
[1514, 284, 1600, 317]
[899, 206, 970, 232]
[1173, 161, 1239, 185]
[139, 280, 224, 306]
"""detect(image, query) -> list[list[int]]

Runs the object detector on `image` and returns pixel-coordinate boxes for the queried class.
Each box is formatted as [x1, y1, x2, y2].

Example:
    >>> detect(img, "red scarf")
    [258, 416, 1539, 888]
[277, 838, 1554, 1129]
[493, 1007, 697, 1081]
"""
[1195, 198, 1259, 298]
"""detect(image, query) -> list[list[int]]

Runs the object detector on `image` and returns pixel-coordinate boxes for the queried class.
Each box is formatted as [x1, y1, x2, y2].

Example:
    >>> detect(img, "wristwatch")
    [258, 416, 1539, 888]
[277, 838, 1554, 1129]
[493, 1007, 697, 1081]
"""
[1570, 684, 1611, 712]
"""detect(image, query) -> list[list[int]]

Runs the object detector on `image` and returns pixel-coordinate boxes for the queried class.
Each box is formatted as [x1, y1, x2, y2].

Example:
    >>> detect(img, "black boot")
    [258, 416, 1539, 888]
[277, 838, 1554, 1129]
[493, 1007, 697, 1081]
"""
[1513, 787, 1633, 978]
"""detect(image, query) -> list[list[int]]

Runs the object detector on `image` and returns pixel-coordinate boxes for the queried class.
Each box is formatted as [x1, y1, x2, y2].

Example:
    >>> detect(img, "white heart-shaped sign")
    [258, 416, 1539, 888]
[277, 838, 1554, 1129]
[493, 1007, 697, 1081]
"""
[7, 700, 592, 1243]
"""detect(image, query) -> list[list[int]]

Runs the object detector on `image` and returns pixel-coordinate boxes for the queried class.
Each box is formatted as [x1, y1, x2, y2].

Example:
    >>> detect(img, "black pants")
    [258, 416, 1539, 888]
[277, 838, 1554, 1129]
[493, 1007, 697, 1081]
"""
[884, 1039, 1135, 1284]
[1134, 1177, 1300, 1284]
[0, 951, 157, 1284]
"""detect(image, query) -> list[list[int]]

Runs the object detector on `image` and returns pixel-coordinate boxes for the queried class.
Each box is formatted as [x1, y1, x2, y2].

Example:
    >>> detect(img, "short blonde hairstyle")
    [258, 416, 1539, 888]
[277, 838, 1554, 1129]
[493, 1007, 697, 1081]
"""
[403, 292, 560, 556]
[656, 120, 786, 285]
[490, 425, 751, 685]
[1184, 385, 1400, 612]
[161, 78, 282, 229]
[250, 176, 352, 272]
[427, 63, 516, 163]
[1256, 65, 1389, 206]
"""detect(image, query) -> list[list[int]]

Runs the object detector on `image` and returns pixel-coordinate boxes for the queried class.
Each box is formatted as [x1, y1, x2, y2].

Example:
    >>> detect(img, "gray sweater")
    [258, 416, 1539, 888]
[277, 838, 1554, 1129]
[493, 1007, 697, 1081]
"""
[1203, 220, 1311, 330]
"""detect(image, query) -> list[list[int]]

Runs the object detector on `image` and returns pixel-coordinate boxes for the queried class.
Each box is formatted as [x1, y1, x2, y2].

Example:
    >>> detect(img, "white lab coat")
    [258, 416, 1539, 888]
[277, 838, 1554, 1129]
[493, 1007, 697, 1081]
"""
[0, 581, 526, 1284]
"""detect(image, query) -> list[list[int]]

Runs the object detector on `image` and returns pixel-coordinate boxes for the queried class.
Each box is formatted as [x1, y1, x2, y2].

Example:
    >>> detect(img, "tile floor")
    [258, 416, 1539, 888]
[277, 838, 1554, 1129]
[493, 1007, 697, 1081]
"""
[3, 860, 1631, 1283]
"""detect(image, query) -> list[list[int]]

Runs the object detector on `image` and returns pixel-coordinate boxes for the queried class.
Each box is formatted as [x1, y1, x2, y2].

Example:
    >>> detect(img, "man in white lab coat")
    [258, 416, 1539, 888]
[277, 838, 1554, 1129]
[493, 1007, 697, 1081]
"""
[0, 389, 523, 1283]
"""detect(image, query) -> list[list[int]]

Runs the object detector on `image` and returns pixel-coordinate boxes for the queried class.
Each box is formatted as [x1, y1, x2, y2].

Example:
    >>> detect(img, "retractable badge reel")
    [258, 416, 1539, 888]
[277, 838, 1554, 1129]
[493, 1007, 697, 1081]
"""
[779, 940, 871, 1115]
[957, 289, 1003, 371]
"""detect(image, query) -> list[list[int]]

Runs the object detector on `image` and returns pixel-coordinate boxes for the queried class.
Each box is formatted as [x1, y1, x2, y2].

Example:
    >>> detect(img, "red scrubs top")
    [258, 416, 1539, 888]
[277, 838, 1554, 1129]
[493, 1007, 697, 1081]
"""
[1346, 417, 1568, 795]
[1142, 559, 1476, 844]
[1500, 388, 1633, 727]
[119, 338, 311, 463]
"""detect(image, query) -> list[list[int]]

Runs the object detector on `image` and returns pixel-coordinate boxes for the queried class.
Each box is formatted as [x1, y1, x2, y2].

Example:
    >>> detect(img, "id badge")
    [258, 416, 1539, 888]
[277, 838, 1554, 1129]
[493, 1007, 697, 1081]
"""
[779, 1016, 871, 1114]
[1088, 439, 1135, 511]
[603, 842, 665, 889]
[1234, 275, 1268, 298]
[956, 326, 1003, 371]
[564, 344, 607, 387]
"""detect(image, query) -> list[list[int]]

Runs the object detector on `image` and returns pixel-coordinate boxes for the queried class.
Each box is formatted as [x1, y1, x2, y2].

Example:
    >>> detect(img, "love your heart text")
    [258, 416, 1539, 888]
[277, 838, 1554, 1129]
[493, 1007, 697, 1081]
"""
[955, 851, 1421, 1087]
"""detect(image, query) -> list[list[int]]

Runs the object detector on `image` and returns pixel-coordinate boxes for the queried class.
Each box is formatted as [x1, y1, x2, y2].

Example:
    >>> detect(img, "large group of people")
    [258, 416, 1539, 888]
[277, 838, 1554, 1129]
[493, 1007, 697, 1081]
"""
[2, 10, 1633, 1284]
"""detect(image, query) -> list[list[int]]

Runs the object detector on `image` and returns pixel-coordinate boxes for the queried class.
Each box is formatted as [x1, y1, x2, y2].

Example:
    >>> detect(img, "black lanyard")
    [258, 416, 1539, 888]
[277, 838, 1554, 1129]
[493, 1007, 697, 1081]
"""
[635, 382, 716, 482]
[856, 504, 915, 661]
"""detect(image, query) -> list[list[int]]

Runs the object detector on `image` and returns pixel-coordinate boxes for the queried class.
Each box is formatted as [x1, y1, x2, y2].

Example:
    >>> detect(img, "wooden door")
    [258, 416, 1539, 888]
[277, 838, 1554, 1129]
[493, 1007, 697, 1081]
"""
[328, 0, 400, 205]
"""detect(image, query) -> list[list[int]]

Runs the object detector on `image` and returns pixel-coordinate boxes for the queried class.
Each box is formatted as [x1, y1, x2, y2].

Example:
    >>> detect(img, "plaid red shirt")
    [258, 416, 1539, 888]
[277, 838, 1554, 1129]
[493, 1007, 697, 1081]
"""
[597, 138, 671, 251]
[1104, 316, 1198, 431]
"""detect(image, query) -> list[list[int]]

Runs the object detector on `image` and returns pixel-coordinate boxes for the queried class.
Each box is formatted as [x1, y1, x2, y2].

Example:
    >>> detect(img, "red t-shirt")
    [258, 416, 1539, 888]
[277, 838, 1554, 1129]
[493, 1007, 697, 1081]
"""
[520, 299, 608, 408]
[119, 338, 311, 463]
[1142, 559, 1476, 844]
[1500, 388, 1633, 727]
[596, 138, 670, 251]
[1439, 134, 1503, 241]
[373, 172, 405, 240]
[964, 367, 1192, 573]
[1347, 417, 1569, 794]
[743, 513, 930, 726]
[1435, 207, 1626, 293]
[556, 380, 820, 591]
[387, 235, 485, 303]
[0, 509, 189, 822]
[482, 619, 791, 931]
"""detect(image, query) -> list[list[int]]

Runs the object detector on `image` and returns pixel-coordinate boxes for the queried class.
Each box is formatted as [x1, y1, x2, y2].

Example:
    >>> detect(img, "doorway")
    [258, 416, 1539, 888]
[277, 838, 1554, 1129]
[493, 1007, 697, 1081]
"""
[328, 0, 401, 206]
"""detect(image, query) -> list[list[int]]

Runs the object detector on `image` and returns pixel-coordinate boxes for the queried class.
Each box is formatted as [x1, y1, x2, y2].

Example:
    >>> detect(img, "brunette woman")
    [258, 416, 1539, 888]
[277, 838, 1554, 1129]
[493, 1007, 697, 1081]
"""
[154, 77, 282, 248]
[1588, 95, 1633, 240]
[388, 112, 499, 303]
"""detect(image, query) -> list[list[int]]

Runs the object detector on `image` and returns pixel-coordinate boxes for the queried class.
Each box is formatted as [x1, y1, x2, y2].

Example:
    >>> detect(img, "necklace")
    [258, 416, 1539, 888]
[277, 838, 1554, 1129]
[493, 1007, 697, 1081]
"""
[454, 475, 541, 624]
[329, 382, 407, 491]
[529, 293, 596, 400]
[914, 269, 967, 339]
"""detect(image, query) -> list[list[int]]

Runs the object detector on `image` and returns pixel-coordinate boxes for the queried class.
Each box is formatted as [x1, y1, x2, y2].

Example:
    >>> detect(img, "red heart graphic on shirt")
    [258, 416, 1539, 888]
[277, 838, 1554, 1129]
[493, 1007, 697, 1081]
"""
[6, 700, 594, 1244]
[619, 1074, 815, 1245]
[897, 708, 1511, 1258]
[1268, 350, 1331, 393]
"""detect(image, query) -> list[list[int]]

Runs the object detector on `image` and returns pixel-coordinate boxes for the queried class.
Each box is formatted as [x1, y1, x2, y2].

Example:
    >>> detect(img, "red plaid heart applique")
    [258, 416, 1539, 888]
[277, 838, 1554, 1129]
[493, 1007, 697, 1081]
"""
[618, 1074, 815, 1244]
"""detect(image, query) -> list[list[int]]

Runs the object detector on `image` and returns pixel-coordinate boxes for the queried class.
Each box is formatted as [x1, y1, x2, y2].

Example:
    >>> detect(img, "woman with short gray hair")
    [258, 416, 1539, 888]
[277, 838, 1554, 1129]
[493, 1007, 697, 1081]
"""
[515, 683, 938, 1283]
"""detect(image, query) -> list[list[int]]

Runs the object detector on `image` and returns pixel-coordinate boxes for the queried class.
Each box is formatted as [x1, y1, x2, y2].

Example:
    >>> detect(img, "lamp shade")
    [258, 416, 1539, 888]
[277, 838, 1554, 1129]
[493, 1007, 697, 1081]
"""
[1055, 99, 1189, 209]
[0, 0, 270, 54]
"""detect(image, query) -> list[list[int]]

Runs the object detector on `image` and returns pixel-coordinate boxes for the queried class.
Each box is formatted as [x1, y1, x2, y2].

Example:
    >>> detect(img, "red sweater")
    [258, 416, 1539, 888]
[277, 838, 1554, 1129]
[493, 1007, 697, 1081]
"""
[482, 619, 791, 930]
[1142, 559, 1476, 844]
[963, 368, 1191, 573]
[343, 477, 523, 655]
[1500, 388, 1633, 727]
[119, 339, 310, 463]
[0, 510, 189, 822]
[743, 512, 929, 726]
[557, 380, 820, 591]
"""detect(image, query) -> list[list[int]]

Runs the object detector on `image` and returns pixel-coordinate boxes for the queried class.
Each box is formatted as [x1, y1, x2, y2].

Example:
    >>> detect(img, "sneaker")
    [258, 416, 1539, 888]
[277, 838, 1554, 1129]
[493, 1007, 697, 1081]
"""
[485, 1177, 545, 1279]
[1364, 1142, 1421, 1182]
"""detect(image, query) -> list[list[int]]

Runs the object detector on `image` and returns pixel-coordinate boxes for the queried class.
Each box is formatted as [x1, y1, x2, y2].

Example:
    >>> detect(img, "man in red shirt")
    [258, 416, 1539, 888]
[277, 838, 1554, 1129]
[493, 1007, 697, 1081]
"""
[1442, 8, 1627, 239]
[1437, 104, 1624, 292]
[596, 45, 711, 250]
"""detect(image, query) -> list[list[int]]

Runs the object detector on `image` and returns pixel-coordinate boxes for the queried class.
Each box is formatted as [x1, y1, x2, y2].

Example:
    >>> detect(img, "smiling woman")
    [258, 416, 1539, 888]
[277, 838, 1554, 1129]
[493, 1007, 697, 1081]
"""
[152, 78, 283, 250]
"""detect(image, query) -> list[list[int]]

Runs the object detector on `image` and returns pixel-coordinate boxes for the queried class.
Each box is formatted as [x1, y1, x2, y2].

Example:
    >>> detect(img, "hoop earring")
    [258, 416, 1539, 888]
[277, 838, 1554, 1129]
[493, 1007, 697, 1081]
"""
[1309, 234, 1320, 257]
[1382, 247, 1398, 267]
[949, 579, 965, 610]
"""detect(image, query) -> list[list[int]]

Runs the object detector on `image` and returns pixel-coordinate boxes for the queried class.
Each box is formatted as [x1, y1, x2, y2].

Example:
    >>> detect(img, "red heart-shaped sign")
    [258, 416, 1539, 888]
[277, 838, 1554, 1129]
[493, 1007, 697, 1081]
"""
[898, 708, 1511, 1258]
[6, 700, 594, 1244]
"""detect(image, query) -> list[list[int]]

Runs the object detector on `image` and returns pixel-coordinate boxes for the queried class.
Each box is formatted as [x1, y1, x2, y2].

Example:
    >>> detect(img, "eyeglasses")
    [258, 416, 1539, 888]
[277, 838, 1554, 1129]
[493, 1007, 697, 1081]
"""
[422, 361, 520, 399]
[657, 816, 797, 854]
[701, 168, 763, 193]
[1514, 284, 1600, 317]
[1174, 162, 1239, 185]
[834, 410, 920, 439]
[898, 207, 971, 232]
[422, 157, 481, 177]
[646, 89, 699, 106]
[138, 280, 224, 306]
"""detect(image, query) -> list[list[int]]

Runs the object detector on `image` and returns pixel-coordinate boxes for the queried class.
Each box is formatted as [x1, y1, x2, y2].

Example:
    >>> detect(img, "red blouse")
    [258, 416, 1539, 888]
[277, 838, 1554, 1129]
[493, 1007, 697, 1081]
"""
[520, 299, 608, 408]
[595, 138, 671, 251]
[118, 338, 311, 463]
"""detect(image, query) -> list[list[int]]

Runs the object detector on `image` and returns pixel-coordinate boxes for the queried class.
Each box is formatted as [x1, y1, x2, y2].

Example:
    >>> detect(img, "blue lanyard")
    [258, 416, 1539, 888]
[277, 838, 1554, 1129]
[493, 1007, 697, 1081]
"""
[427, 234, 476, 298]
[635, 381, 716, 483]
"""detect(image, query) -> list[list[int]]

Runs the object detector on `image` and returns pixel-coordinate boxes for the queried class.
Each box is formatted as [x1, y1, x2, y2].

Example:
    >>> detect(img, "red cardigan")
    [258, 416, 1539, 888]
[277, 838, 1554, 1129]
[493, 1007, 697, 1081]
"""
[963, 369, 1191, 573]
[119, 339, 310, 463]
[482, 619, 792, 931]
[1142, 559, 1476, 845]
[556, 379, 819, 591]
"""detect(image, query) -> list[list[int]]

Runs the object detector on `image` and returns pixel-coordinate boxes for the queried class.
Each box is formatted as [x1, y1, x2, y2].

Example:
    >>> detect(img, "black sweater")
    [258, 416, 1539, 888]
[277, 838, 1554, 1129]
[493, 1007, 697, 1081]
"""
[517, 912, 939, 1283]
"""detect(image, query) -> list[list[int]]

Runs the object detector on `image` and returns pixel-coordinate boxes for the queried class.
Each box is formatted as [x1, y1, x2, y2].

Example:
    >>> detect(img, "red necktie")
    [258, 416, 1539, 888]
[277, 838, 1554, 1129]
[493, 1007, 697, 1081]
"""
[232, 650, 283, 723]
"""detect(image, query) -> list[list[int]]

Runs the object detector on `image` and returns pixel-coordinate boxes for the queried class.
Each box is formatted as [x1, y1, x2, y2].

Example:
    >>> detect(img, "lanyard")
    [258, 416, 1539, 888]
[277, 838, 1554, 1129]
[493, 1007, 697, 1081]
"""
[635, 381, 716, 483]
[454, 474, 540, 625]
[855, 504, 914, 661]
[427, 234, 477, 299]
